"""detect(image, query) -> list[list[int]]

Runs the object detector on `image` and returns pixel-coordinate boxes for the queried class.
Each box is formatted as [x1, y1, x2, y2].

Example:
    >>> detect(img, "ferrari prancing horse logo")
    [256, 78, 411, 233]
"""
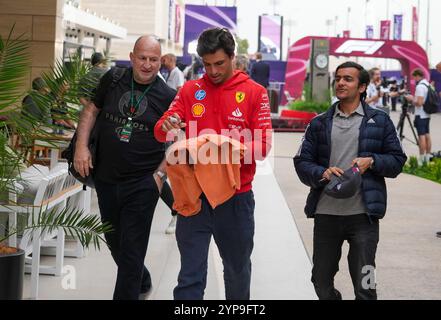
[235, 91, 245, 103]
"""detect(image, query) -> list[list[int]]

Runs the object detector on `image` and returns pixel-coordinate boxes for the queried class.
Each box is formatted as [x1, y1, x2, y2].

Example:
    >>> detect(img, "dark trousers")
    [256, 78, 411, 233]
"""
[174, 191, 255, 300]
[391, 97, 398, 111]
[95, 175, 159, 300]
[312, 214, 379, 300]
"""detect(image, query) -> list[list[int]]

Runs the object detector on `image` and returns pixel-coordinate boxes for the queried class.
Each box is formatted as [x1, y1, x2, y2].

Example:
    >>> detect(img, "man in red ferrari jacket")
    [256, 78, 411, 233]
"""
[154, 27, 272, 300]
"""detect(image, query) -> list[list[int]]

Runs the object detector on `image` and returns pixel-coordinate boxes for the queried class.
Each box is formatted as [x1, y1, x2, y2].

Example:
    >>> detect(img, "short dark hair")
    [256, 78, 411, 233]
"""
[196, 27, 235, 58]
[335, 61, 370, 101]
[91, 52, 105, 66]
[412, 68, 425, 78]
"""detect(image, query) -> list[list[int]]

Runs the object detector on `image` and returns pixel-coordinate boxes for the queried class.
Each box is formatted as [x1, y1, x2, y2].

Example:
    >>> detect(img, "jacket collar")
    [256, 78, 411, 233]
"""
[324, 100, 376, 121]
[334, 102, 364, 118]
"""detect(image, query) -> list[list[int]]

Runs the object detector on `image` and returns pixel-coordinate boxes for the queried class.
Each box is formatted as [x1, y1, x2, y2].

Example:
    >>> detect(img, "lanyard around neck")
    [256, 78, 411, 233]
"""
[130, 76, 154, 118]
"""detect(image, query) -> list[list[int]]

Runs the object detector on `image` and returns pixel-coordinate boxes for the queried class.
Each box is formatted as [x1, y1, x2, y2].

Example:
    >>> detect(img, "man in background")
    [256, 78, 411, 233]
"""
[250, 52, 270, 88]
[405, 68, 432, 166]
[235, 54, 249, 73]
[162, 53, 185, 91]
[79, 52, 109, 109]
[366, 67, 388, 114]
[21, 77, 51, 125]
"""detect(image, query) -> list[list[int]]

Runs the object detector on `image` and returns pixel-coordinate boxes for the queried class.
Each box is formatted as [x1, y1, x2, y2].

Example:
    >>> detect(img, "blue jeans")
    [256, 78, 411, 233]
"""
[95, 175, 159, 300]
[174, 191, 255, 300]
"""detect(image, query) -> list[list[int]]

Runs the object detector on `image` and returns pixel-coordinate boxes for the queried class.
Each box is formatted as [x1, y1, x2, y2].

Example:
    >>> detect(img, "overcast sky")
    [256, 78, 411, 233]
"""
[186, 0, 441, 68]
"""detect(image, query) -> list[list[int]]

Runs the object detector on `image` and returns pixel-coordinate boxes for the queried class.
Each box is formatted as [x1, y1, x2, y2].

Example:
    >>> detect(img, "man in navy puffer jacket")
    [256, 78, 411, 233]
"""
[294, 62, 407, 300]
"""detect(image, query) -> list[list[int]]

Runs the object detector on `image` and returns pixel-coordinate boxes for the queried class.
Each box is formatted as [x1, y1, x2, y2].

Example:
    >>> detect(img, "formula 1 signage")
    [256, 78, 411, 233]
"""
[335, 40, 385, 55]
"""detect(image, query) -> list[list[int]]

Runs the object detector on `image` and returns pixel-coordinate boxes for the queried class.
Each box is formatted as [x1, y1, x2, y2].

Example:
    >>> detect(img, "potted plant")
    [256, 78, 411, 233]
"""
[289, 84, 331, 114]
[0, 206, 111, 299]
[0, 26, 111, 299]
[273, 85, 332, 131]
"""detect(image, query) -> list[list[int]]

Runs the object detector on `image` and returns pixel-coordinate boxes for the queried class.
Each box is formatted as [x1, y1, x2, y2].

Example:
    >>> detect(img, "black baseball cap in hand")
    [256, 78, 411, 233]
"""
[324, 164, 362, 199]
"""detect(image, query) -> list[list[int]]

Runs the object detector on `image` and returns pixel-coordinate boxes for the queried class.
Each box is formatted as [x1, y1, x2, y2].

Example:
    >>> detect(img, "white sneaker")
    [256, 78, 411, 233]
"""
[165, 216, 177, 234]
[426, 153, 433, 163]
[418, 155, 424, 166]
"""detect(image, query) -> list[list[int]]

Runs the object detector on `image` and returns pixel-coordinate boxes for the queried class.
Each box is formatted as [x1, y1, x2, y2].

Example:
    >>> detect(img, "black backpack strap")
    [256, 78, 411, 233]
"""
[95, 66, 127, 117]
[110, 66, 127, 89]
[419, 82, 432, 102]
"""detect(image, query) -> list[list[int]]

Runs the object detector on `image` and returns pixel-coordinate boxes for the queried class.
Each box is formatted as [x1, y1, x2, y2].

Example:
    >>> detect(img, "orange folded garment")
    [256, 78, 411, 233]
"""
[166, 134, 245, 216]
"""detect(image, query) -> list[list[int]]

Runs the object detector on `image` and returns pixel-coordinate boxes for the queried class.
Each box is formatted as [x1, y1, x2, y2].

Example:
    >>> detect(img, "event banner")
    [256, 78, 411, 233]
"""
[412, 6, 418, 42]
[393, 14, 403, 40]
[184, 4, 237, 56]
[258, 14, 283, 60]
[380, 20, 391, 40]
[366, 25, 374, 39]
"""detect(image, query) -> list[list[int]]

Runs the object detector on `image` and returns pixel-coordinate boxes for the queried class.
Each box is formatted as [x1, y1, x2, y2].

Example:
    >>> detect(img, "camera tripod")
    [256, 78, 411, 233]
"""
[396, 106, 419, 146]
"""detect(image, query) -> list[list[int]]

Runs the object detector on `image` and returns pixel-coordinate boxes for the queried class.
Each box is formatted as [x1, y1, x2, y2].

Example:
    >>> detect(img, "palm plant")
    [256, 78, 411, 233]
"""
[0, 206, 110, 251]
[0, 25, 111, 253]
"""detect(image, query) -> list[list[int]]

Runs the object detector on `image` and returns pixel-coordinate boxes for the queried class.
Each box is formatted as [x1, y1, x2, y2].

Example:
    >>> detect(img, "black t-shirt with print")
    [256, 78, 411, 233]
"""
[93, 67, 176, 183]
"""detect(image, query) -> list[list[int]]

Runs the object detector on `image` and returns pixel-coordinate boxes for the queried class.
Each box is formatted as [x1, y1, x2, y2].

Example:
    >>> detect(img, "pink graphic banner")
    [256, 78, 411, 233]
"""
[380, 20, 391, 40]
[412, 6, 418, 42]
[285, 36, 429, 102]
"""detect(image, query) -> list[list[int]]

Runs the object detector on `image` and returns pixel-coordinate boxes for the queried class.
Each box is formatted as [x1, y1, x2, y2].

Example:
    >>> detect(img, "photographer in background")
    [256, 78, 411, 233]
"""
[366, 68, 389, 114]
[381, 77, 389, 107]
[389, 80, 399, 111]
[405, 69, 432, 166]
[389, 79, 407, 112]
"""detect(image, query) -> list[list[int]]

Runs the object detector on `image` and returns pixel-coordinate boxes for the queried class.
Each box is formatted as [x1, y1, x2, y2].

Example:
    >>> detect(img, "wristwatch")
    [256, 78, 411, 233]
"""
[154, 170, 167, 183]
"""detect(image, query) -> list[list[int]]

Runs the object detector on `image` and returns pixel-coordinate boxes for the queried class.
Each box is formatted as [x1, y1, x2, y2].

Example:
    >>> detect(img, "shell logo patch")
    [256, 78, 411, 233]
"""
[191, 103, 205, 117]
[235, 91, 245, 103]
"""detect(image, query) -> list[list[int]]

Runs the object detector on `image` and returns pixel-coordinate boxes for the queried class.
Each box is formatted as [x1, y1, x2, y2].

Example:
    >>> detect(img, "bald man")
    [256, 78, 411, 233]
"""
[162, 53, 185, 91]
[74, 36, 176, 299]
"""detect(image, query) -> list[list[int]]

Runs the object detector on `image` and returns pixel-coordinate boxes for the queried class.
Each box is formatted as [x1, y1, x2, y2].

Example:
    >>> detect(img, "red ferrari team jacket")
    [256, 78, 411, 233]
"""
[154, 71, 272, 193]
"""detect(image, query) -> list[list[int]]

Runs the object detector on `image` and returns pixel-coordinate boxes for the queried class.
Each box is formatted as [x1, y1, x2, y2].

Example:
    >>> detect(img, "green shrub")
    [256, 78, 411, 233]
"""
[433, 159, 441, 181]
[407, 156, 419, 173]
[403, 157, 441, 184]
[289, 100, 330, 114]
[288, 84, 331, 114]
